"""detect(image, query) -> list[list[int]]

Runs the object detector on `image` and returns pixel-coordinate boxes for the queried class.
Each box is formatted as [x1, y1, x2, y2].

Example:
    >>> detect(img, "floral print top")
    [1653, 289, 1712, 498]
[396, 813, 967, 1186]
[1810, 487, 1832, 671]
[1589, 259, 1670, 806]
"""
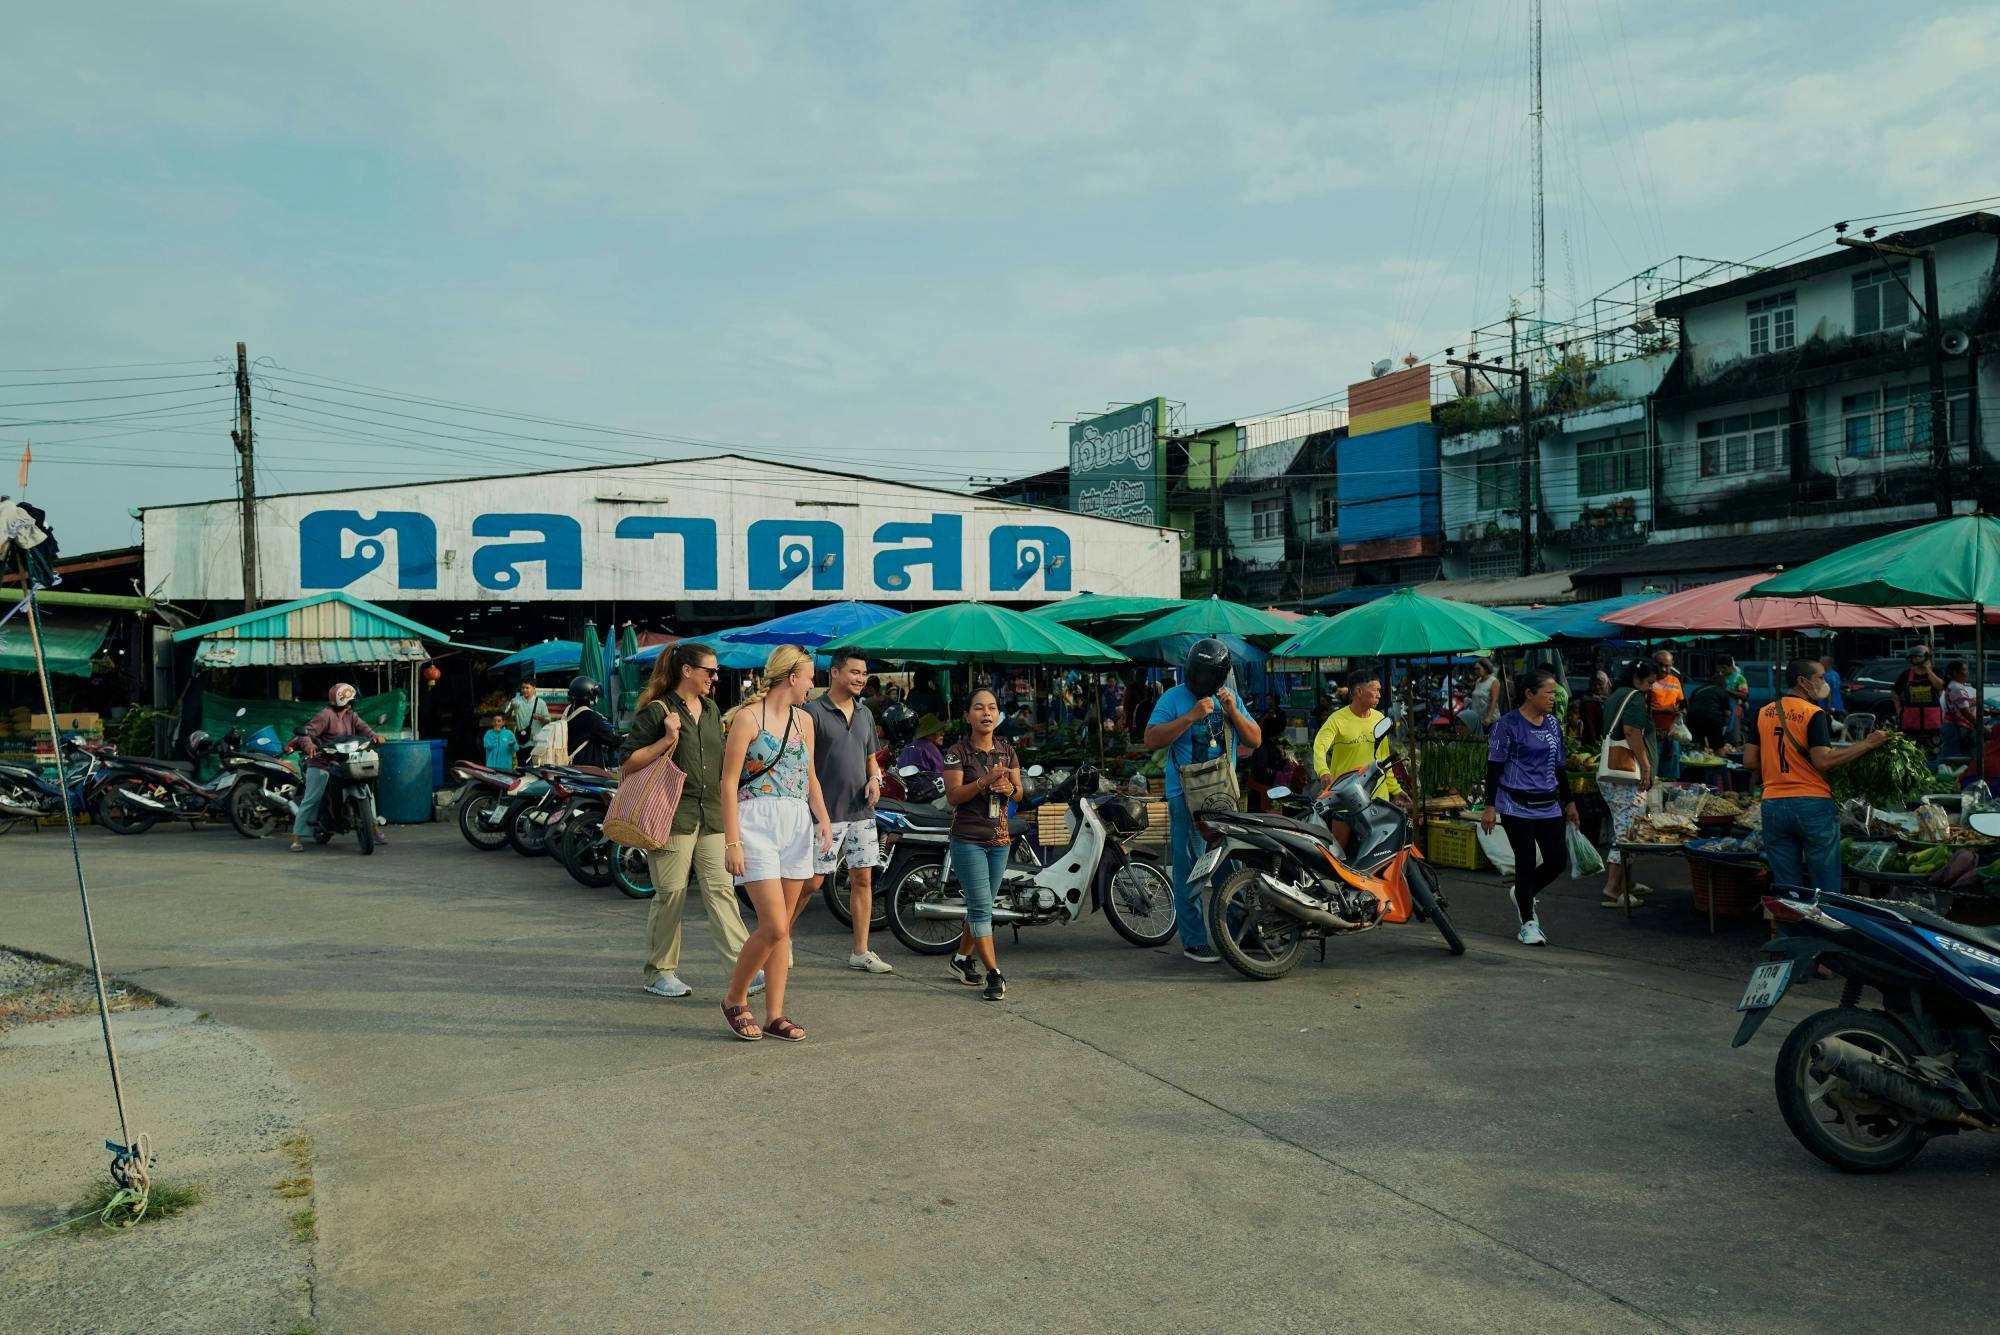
[739, 709, 810, 803]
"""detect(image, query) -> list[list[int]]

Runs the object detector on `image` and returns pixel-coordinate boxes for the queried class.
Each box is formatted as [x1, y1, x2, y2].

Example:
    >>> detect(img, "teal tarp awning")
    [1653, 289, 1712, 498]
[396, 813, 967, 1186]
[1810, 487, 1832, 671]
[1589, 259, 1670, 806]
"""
[0, 610, 111, 678]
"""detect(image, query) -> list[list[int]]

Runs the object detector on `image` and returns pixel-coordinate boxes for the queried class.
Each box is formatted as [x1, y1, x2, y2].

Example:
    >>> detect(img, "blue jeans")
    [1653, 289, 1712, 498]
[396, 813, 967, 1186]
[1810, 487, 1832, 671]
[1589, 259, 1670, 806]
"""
[1942, 722, 1974, 759]
[949, 840, 1009, 940]
[1657, 733, 1681, 781]
[1167, 796, 1210, 950]
[292, 766, 330, 838]
[1762, 796, 1840, 894]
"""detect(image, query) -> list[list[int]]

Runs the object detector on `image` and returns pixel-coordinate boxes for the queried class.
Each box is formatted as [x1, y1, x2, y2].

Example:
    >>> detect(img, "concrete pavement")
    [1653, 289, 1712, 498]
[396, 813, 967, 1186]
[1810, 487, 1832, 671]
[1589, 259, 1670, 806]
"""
[3, 820, 1996, 1333]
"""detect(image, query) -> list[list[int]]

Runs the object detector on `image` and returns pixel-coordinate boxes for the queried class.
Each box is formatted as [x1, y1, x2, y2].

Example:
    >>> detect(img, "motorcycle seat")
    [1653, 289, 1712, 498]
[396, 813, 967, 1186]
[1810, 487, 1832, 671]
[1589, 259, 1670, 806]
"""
[1861, 895, 2000, 958]
[124, 757, 195, 773]
[878, 797, 950, 822]
[1219, 810, 1327, 838]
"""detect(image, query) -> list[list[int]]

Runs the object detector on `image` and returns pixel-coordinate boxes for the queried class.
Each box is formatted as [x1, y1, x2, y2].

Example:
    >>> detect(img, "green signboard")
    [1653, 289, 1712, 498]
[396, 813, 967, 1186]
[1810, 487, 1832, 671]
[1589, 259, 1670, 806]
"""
[1069, 397, 1166, 524]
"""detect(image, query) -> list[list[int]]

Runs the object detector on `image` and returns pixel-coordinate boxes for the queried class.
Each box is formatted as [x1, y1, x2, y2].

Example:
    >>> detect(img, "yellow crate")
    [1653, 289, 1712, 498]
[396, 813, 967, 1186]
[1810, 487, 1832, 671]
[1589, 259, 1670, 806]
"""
[1424, 819, 1488, 871]
[1038, 807, 1072, 846]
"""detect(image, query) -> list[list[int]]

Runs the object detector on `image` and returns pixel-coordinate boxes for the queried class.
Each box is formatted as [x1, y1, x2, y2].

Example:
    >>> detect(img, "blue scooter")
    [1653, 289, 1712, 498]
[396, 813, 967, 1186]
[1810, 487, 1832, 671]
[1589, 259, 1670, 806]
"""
[0, 735, 113, 835]
[1731, 816, 2000, 1173]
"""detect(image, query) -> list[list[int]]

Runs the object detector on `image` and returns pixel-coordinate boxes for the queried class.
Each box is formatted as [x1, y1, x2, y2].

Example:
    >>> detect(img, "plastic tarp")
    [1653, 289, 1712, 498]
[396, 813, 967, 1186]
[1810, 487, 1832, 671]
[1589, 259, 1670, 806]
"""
[0, 610, 110, 677]
[199, 689, 408, 742]
[1496, 595, 1657, 641]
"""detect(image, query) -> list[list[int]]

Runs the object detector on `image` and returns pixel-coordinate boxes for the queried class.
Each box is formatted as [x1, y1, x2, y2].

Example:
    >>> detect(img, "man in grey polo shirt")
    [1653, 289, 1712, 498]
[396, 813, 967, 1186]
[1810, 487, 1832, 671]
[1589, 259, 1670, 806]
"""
[800, 647, 892, 974]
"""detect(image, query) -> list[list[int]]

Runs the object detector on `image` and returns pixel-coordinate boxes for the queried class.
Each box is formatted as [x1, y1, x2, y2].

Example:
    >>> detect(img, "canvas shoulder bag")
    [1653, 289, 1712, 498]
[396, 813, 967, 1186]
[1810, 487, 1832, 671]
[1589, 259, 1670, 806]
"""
[601, 701, 686, 852]
[1596, 691, 1643, 782]
[1178, 713, 1242, 815]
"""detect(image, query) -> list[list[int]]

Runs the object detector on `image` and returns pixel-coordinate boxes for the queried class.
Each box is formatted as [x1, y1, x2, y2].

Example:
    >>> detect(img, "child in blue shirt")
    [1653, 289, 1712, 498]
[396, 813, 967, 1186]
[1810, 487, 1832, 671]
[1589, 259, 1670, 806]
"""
[483, 714, 521, 771]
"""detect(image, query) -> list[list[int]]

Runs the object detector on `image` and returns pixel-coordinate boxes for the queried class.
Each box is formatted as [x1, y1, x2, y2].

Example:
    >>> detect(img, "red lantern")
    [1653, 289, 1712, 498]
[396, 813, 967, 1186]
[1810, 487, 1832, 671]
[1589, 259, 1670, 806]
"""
[421, 663, 443, 687]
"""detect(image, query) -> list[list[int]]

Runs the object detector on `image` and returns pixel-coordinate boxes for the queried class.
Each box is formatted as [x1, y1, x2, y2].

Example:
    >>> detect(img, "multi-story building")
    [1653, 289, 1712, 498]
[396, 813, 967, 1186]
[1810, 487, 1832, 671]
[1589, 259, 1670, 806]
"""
[1172, 409, 1342, 602]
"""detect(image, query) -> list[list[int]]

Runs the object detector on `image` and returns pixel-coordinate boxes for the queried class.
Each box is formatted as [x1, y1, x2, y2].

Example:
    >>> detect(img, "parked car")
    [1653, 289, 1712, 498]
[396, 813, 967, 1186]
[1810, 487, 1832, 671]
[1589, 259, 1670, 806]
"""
[1844, 657, 1917, 721]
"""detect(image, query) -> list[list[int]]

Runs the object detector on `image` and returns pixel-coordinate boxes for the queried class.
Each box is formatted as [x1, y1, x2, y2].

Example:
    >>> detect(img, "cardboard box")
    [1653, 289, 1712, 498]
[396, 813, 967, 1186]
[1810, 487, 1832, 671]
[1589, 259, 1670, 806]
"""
[30, 712, 101, 734]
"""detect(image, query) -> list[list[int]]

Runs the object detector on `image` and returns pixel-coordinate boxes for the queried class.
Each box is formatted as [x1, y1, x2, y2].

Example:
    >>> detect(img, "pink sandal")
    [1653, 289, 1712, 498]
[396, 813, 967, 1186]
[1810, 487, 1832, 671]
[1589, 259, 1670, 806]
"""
[722, 1004, 762, 1041]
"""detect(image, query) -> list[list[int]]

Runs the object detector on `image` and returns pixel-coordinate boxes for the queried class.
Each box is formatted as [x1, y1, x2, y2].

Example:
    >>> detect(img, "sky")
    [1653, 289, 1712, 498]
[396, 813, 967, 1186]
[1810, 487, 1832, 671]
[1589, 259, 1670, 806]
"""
[6, 0, 2000, 556]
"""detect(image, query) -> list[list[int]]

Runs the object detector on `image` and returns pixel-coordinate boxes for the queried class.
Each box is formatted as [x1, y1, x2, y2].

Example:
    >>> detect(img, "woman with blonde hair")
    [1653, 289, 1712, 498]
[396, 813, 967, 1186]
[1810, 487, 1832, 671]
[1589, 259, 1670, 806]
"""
[719, 645, 833, 1041]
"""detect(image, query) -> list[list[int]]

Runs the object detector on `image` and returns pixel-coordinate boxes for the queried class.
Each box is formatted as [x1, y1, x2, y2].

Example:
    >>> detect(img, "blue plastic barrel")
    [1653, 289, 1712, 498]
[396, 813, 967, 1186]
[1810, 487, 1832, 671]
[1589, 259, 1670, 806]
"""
[376, 740, 435, 825]
[428, 737, 447, 788]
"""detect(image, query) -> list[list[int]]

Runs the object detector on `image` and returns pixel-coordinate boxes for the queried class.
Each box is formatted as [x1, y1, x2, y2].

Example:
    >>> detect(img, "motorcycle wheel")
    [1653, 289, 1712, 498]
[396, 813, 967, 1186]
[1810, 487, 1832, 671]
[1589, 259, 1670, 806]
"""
[457, 788, 510, 852]
[885, 857, 963, 955]
[227, 778, 295, 839]
[823, 862, 891, 930]
[0, 778, 32, 836]
[560, 811, 618, 889]
[353, 791, 376, 855]
[1404, 858, 1466, 956]
[1774, 1007, 1931, 1173]
[93, 777, 160, 835]
[612, 844, 657, 899]
[504, 797, 552, 858]
[1102, 858, 1179, 948]
[1206, 867, 1305, 980]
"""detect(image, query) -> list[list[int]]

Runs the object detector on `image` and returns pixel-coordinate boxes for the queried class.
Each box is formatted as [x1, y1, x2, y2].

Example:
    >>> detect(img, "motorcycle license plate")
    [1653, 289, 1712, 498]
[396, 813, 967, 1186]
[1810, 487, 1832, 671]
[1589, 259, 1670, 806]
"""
[1191, 844, 1223, 883]
[1736, 960, 1792, 1012]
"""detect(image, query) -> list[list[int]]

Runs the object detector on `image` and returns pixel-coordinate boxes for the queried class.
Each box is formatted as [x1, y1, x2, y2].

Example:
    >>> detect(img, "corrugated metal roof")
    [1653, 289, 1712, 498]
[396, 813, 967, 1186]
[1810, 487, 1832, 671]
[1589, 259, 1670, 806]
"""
[194, 638, 429, 667]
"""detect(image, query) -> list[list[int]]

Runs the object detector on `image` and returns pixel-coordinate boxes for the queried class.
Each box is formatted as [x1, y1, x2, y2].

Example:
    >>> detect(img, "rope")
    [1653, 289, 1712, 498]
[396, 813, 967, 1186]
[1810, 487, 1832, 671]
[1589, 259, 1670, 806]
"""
[13, 574, 152, 1222]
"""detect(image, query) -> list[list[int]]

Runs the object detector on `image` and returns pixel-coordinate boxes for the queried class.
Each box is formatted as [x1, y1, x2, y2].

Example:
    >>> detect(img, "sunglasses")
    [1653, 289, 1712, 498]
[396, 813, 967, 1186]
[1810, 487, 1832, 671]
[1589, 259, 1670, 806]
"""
[694, 665, 721, 678]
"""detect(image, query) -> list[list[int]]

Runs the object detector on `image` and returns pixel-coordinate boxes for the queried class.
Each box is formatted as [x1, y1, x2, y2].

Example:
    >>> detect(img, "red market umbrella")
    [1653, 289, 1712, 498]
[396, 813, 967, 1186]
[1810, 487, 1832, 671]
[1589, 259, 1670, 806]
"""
[1614, 571, 1980, 634]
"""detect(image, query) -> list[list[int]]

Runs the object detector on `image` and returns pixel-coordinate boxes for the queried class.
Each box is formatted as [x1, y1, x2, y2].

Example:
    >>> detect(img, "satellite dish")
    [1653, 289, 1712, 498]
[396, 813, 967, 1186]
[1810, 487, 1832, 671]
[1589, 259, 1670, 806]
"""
[1370, 359, 1394, 378]
[1943, 330, 1972, 356]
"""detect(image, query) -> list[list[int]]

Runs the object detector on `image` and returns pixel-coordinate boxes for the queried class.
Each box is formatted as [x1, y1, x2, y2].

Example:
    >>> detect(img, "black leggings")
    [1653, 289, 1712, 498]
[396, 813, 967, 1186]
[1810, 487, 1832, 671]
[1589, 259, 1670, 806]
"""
[1501, 813, 1567, 922]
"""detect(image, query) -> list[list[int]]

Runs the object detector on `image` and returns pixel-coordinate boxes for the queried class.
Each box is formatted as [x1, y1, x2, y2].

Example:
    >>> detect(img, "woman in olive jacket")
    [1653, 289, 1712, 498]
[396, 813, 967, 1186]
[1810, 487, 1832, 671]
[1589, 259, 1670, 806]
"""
[627, 642, 756, 1000]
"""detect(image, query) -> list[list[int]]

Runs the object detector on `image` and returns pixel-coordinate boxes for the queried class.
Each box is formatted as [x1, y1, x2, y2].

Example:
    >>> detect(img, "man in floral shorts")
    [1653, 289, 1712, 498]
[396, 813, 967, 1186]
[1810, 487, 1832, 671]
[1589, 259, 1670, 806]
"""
[802, 648, 894, 974]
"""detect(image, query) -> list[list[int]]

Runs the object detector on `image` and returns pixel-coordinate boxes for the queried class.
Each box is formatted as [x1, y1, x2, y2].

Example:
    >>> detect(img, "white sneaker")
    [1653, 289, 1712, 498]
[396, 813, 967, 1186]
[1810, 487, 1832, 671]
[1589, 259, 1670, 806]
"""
[1517, 918, 1548, 947]
[643, 973, 692, 998]
[847, 951, 895, 974]
[748, 971, 766, 997]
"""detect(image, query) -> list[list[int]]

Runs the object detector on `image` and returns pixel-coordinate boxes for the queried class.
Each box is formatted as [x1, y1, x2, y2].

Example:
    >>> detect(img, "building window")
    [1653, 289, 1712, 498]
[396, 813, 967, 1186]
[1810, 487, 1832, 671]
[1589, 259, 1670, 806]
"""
[1851, 374, 1975, 457]
[1747, 291, 1796, 356]
[1250, 497, 1285, 541]
[1474, 459, 1516, 511]
[1577, 433, 1647, 497]
[1697, 408, 1787, 478]
[1311, 489, 1335, 537]
[1853, 264, 1911, 336]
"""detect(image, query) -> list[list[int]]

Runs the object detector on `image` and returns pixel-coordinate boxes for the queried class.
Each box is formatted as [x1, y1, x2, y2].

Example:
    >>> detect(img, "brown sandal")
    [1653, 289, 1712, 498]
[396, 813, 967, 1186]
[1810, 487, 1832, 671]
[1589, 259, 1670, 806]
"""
[722, 1003, 762, 1041]
[764, 1015, 806, 1043]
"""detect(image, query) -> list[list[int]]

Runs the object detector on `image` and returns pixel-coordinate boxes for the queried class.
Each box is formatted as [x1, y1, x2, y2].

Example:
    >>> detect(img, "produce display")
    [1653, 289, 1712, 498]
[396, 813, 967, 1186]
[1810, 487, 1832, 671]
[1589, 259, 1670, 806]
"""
[1627, 812, 1698, 845]
[1688, 833, 1763, 856]
[1696, 792, 1746, 819]
[1680, 748, 1727, 766]
[1827, 731, 1937, 807]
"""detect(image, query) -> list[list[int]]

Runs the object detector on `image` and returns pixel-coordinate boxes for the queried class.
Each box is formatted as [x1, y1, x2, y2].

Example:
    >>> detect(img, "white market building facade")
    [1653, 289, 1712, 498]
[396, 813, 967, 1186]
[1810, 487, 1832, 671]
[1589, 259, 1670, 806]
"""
[142, 455, 1182, 612]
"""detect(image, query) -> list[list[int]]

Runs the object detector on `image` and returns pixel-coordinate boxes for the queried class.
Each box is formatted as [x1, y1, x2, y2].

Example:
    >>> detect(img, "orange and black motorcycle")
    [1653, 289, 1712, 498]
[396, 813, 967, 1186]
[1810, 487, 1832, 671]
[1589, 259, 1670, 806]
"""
[1195, 713, 1465, 980]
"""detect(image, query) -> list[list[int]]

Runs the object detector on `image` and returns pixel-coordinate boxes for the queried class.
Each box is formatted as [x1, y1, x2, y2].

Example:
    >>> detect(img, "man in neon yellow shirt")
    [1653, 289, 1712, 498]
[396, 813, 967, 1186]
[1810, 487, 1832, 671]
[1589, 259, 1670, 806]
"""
[1313, 668, 1405, 802]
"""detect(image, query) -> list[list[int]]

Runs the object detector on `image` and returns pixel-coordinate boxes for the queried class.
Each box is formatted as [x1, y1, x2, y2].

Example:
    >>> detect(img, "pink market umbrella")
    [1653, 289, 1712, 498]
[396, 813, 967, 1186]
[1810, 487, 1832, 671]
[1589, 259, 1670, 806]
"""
[1615, 571, 1979, 634]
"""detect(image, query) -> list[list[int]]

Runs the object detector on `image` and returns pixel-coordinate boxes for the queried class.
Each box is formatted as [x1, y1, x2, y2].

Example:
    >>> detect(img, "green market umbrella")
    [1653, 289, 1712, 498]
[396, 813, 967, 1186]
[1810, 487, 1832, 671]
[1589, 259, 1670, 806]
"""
[1273, 588, 1546, 659]
[617, 623, 641, 691]
[840, 602, 1125, 667]
[1111, 596, 1301, 649]
[1749, 514, 2000, 781]
[1027, 593, 1188, 627]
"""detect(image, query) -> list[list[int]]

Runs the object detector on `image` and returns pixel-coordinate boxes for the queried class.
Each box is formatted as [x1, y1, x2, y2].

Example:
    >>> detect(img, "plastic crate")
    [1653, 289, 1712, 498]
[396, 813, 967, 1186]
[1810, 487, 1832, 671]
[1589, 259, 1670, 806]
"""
[1425, 819, 1488, 871]
[1689, 857, 1769, 917]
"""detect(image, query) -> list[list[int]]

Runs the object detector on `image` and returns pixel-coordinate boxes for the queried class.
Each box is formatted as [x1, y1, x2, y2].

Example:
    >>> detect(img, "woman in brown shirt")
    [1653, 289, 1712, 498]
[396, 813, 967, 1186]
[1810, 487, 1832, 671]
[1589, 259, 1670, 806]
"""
[941, 688, 1022, 1001]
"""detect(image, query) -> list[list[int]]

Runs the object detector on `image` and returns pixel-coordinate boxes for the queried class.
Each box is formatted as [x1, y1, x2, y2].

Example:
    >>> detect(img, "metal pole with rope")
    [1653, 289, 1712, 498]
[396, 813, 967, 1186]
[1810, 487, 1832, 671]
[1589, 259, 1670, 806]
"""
[13, 574, 153, 1224]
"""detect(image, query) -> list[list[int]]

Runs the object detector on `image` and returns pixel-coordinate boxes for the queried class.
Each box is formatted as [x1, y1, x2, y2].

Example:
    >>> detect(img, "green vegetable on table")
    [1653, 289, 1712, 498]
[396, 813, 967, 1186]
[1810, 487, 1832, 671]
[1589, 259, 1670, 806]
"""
[1827, 731, 1937, 808]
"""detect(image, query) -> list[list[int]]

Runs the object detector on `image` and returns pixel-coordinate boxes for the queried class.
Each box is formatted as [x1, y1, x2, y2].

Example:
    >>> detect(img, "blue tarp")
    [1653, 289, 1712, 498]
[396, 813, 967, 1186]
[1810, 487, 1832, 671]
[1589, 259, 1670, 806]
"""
[1495, 594, 1657, 640]
[490, 640, 580, 673]
[1309, 585, 1410, 610]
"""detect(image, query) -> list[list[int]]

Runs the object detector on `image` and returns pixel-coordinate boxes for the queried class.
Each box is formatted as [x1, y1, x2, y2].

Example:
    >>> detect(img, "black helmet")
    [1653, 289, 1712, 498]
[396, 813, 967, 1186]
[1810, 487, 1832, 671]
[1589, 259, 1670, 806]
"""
[1185, 638, 1231, 699]
[877, 699, 916, 748]
[567, 675, 602, 708]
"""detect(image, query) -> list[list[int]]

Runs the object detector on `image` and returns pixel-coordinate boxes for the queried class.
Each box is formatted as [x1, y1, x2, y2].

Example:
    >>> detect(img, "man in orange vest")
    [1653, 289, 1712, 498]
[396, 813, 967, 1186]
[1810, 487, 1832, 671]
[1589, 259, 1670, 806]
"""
[1648, 648, 1685, 780]
[1743, 659, 1887, 894]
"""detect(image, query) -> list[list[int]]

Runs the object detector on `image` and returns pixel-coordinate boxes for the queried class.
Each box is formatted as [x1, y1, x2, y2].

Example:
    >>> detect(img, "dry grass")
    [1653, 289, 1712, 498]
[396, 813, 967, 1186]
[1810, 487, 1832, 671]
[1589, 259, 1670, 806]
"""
[0, 964, 158, 1031]
[63, 1179, 203, 1233]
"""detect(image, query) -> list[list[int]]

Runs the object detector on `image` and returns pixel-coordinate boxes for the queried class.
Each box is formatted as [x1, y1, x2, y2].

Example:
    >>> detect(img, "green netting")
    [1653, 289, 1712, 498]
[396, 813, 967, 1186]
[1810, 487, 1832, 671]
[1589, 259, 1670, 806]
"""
[200, 688, 408, 741]
[0, 612, 110, 678]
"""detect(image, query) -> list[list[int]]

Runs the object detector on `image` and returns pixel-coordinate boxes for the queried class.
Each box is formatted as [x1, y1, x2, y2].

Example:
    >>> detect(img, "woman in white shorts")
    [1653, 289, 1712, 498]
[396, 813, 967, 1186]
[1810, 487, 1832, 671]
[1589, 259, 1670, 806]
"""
[720, 644, 832, 1042]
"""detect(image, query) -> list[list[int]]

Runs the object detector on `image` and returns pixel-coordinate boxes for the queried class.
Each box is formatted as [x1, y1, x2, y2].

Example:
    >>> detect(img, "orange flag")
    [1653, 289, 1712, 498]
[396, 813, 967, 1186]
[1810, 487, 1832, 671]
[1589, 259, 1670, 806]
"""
[15, 441, 28, 492]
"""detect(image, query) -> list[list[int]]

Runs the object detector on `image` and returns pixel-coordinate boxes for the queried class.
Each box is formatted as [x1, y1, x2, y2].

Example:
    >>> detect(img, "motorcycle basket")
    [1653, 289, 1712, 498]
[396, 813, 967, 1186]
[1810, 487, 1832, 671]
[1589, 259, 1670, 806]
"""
[1097, 794, 1150, 837]
[339, 750, 381, 781]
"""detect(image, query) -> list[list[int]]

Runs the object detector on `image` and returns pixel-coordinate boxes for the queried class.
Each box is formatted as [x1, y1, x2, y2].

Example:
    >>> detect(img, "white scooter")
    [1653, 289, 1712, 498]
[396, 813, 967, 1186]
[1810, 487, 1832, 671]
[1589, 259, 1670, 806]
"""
[883, 761, 1178, 955]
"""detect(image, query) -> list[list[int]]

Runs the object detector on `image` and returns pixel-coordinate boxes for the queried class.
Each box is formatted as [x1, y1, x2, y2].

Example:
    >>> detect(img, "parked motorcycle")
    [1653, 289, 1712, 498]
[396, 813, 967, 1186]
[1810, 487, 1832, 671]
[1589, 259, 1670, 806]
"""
[885, 761, 1176, 955]
[0, 735, 113, 834]
[1730, 820, 2000, 1172]
[1195, 713, 1464, 980]
[552, 771, 625, 889]
[300, 737, 382, 854]
[450, 760, 522, 852]
[89, 722, 266, 836]
[501, 763, 616, 858]
[223, 727, 306, 839]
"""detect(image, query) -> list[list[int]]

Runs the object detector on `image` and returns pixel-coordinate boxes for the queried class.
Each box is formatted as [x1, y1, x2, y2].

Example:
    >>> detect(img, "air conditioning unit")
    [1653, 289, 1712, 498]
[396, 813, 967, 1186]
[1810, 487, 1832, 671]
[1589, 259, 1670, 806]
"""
[1179, 552, 1199, 573]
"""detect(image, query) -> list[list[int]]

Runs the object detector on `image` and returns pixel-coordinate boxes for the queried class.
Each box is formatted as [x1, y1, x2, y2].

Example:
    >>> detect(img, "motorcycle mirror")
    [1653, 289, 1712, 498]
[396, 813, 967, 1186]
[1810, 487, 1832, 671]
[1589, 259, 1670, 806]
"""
[1970, 812, 2000, 839]
[1267, 786, 1292, 801]
[235, 707, 247, 718]
[1372, 714, 1395, 742]
[1026, 765, 1045, 778]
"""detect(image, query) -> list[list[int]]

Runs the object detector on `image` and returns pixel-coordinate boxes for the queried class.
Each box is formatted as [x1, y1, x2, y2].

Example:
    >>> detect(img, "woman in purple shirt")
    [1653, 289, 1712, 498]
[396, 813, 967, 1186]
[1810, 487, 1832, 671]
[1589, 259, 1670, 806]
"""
[1479, 668, 1579, 947]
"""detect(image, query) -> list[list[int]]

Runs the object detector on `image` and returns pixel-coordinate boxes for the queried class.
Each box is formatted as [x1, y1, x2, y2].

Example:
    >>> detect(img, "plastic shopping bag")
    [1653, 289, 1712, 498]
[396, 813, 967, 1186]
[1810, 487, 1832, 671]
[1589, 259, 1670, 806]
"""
[1565, 822, 1606, 879]
[1475, 820, 1516, 876]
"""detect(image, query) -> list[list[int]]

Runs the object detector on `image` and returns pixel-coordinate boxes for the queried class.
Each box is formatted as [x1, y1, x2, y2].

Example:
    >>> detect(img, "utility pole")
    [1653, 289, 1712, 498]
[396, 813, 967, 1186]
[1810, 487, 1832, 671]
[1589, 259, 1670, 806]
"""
[1208, 436, 1223, 597]
[1835, 233, 1951, 517]
[230, 341, 258, 610]
[1447, 339, 1536, 577]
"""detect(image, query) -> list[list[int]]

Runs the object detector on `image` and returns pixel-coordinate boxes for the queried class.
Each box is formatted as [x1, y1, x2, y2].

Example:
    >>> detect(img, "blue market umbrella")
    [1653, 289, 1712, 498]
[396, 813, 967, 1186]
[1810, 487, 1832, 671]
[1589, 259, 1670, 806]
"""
[491, 639, 580, 674]
[724, 601, 904, 646]
[1115, 631, 1268, 667]
[1497, 594, 1656, 641]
